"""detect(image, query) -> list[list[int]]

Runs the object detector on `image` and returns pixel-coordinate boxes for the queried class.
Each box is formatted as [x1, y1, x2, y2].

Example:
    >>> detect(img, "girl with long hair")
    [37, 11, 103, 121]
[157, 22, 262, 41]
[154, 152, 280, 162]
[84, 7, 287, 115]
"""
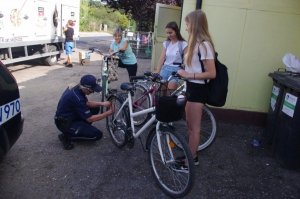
[155, 21, 187, 90]
[177, 10, 216, 165]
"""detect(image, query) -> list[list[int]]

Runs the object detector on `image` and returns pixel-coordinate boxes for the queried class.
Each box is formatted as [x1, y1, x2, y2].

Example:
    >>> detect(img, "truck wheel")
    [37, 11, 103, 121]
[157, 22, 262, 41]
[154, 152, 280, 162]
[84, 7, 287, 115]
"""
[44, 45, 59, 66]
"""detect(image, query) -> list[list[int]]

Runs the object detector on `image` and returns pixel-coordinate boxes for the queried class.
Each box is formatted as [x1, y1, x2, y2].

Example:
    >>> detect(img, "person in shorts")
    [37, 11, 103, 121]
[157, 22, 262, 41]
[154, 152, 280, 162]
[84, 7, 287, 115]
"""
[177, 10, 216, 165]
[155, 21, 187, 90]
[63, 20, 74, 67]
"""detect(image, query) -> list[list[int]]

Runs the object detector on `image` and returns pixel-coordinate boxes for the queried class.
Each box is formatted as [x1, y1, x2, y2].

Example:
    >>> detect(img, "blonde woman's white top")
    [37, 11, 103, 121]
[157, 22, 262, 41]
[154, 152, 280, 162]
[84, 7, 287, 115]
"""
[185, 41, 214, 84]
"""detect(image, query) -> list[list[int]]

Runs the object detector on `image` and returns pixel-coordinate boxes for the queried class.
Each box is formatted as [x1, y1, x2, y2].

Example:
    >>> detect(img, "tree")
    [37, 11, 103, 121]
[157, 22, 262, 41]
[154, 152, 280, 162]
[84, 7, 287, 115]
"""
[80, 0, 131, 31]
[106, 0, 182, 31]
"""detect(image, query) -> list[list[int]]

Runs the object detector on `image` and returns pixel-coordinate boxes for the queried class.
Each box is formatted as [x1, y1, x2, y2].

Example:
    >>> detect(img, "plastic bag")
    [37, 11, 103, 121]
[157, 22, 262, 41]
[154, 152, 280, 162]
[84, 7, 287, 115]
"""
[282, 53, 300, 73]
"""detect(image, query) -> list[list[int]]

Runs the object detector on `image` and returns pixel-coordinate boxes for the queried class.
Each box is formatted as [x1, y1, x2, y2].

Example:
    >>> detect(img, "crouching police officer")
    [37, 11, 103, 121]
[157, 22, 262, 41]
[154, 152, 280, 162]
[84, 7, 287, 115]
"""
[54, 74, 114, 150]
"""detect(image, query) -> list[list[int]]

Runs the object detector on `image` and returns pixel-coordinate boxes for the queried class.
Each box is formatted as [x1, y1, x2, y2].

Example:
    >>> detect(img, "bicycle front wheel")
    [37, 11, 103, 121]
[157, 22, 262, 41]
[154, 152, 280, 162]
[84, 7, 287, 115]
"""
[132, 83, 152, 126]
[148, 127, 195, 198]
[198, 106, 217, 151]
[106, 94, 129, 148]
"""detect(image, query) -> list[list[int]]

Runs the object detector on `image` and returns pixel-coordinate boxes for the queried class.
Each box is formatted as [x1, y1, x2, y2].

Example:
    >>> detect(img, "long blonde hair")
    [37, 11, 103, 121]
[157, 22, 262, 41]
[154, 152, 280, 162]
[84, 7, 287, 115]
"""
[185, 10, 215, 66]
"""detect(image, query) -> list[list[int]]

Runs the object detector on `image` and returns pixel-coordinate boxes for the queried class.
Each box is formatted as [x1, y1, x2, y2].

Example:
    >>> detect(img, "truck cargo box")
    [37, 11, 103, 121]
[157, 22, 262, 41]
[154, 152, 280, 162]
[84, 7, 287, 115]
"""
[0, 0, 80, 65]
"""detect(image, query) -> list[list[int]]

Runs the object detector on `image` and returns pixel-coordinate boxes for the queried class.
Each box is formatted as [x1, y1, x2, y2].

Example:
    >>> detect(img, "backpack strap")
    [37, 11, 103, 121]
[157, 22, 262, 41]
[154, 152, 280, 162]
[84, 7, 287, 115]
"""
[178, 41, 184, 62]
[198, 45, 208, 84]
[165, 40, 171, 49]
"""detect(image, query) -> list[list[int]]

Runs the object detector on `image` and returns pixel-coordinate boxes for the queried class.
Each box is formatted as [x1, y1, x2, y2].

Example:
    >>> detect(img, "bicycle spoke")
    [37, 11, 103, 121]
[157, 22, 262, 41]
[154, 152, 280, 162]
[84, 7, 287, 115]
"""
[106, 95, 128, 148]
[149, 130, 194, 198]
[198, 106, 217, 151]
[132, 83, 151, 126]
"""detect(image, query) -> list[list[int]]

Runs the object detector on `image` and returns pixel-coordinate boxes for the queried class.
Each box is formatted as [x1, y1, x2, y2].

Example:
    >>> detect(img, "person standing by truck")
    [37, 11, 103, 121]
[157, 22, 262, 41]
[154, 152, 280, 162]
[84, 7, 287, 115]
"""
[63, 20, 74, 67]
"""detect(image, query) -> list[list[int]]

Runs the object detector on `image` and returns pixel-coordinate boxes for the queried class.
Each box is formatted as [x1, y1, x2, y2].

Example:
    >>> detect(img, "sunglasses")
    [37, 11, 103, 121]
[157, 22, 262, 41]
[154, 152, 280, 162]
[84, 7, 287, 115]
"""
[84, 87, 94, 93]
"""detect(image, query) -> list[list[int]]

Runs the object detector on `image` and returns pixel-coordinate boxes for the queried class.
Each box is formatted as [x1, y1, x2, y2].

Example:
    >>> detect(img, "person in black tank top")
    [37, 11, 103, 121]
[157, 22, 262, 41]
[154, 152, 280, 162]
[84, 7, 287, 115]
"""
[63, 20, 74, 67]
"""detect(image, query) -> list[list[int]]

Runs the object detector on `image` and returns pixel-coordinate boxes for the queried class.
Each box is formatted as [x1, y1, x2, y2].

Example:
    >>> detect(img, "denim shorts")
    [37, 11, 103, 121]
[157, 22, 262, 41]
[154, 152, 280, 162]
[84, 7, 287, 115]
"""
[159, 65, 181, 83]
[65, 42, 74, 55]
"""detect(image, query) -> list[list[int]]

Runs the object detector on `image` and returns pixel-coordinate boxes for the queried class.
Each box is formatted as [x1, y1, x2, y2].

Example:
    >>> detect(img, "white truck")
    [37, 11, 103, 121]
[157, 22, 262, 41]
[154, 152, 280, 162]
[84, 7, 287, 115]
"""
[0, 0, 80, 65]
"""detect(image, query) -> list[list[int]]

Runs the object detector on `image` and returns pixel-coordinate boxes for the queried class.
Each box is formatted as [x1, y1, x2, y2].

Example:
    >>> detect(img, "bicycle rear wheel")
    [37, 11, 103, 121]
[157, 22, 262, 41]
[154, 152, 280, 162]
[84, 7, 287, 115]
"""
[198, 106, 217, 151]
[132, 83, 152, 126]
[106, 94, 129, 148]
[148, 127, 194, 198]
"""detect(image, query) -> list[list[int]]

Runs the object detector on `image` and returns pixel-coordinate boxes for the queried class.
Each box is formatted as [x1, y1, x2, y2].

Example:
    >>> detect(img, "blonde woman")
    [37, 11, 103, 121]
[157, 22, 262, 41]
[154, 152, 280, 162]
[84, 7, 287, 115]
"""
[109, 27, 137, 79]
[177, 10, 216, 165]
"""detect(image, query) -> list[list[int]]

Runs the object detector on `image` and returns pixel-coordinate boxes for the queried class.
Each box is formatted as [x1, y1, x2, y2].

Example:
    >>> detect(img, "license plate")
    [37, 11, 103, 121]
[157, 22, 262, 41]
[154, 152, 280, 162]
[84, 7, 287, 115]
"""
[0, 98, 21, 125]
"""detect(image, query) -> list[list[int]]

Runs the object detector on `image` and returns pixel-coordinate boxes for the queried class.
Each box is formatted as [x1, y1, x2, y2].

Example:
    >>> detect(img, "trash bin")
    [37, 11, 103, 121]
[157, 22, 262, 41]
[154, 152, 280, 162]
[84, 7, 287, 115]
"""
[273, 73, 300, 169]
[264, 72, 287, 147]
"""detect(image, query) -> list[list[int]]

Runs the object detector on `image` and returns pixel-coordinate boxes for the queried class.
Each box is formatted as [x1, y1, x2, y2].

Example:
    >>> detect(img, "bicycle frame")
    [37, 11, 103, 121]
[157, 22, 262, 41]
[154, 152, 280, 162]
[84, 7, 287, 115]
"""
[133, 82, 157, 109]
[113, 91, 170, 162]
[116, 92, 155, 138]
[97, 52, 119, 112]
[134, 77, 185, 110]
[100, 55, 110, 102]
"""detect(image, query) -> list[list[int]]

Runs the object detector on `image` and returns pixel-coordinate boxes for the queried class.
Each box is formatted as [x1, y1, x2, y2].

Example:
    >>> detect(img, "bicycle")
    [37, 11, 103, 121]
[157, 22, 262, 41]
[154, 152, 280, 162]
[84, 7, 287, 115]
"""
[129, 72, 217, 151]
[87, 47, 120, 111]
[106, 78, 195, 198]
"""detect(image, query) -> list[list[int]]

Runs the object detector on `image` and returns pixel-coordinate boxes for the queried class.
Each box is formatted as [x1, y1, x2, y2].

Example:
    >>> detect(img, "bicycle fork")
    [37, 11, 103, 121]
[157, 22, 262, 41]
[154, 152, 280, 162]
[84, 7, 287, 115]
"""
[155, 123, 176, 164]
[100, 58, 109, 113]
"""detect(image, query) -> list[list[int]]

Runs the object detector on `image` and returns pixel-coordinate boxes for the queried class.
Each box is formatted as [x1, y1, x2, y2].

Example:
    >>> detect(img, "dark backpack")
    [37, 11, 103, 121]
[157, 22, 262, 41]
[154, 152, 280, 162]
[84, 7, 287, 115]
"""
[198, 49, 229, 107]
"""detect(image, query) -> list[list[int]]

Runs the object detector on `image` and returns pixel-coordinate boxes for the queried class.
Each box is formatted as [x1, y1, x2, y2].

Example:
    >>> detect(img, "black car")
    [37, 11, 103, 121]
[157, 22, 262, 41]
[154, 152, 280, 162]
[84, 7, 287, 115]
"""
[0, 61, 24, 161]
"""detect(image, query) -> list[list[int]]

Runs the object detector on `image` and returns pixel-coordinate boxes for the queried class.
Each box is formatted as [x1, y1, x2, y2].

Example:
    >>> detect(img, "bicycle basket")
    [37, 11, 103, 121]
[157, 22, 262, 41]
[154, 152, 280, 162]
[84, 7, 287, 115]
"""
[155, 95, 185, 123]
[108, 60, 119, 82]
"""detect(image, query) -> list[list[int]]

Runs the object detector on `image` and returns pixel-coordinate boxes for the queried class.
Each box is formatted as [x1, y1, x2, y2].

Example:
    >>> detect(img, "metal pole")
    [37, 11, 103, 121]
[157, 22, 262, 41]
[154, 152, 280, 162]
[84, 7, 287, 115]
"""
[196, 0, 202, 9]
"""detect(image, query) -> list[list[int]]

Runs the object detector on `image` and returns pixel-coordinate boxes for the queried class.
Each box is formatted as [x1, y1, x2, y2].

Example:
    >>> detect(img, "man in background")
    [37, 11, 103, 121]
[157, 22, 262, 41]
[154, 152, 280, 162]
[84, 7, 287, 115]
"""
[63, 20, 74, 67]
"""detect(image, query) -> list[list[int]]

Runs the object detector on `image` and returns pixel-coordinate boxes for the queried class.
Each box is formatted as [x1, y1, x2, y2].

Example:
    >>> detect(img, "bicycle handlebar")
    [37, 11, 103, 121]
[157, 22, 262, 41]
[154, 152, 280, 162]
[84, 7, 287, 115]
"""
[130, 70, 186, 85]
[89, 47, 102, 54]
[173, 63, 185, 69]
[88, 47, 120, 59]
[170, 71, 187, 80]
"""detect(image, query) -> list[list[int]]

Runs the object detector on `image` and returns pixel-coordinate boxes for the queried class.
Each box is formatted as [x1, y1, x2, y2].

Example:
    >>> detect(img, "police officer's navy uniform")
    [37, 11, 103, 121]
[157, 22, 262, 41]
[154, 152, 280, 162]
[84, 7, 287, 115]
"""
[55, 75, 104, 150]
[55, 85, 102, 140]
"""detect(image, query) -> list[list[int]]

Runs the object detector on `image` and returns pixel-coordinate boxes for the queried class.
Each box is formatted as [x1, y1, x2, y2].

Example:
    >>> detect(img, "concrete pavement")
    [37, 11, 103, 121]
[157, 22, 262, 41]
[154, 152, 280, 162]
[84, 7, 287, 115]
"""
[2, 39, 299, 199]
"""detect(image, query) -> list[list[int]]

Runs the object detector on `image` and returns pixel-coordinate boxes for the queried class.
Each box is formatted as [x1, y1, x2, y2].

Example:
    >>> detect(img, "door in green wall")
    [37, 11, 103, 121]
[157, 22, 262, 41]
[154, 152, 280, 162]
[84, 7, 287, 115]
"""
[151, 3, 181, 70]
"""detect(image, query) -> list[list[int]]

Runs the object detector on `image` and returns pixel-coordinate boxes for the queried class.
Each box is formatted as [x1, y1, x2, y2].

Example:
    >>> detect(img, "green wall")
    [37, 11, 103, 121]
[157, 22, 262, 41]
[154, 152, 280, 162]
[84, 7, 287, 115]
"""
[181, 0, 300, 112]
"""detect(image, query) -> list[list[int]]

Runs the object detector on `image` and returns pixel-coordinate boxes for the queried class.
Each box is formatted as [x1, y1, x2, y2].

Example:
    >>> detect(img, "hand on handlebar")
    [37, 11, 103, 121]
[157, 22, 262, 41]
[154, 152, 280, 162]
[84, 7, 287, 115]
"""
[175, 69, 187, 78]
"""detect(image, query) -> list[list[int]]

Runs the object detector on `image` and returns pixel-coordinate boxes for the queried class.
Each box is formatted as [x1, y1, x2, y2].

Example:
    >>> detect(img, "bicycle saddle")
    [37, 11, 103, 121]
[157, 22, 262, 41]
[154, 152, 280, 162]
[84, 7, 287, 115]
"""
[120, 82, 134, 91]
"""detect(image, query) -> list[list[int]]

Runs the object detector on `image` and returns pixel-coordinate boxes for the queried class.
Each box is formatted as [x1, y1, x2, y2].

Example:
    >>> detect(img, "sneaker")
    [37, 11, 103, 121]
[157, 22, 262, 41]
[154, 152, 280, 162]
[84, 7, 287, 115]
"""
[173, 162, 189, 172]
[176, 156, 199, 166]
[66, 64, 73, 68]
[58, 134, 74, 150]
[63, 61, 68, 65]
[194, 156, 199, 166]
[175, 156, 186, 164]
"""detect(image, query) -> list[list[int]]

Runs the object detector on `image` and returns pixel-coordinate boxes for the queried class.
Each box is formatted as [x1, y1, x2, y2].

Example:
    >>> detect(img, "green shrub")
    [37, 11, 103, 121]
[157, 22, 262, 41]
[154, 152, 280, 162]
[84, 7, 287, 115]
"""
[80, 0, 134, 32]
